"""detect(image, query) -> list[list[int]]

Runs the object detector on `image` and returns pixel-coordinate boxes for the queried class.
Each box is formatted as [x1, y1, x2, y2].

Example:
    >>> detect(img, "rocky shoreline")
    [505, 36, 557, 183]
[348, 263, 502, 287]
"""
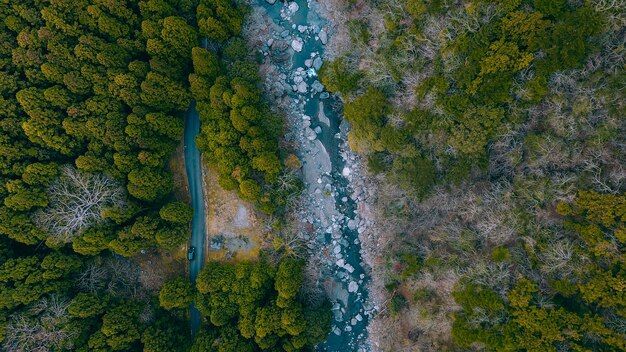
[243, 1, 385, 350]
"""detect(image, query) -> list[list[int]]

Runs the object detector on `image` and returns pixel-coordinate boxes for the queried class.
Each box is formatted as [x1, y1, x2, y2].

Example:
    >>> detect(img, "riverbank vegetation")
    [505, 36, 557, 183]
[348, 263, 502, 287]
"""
[0, 0, 315, 350]
[160, 257, 331, 351]
[193, 0, 302, 215]
[320, 0, 625, 350]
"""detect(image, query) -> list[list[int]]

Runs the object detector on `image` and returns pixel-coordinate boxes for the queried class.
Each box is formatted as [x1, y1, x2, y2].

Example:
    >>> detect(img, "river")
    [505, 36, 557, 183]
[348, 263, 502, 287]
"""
[248, 1, 372, 350]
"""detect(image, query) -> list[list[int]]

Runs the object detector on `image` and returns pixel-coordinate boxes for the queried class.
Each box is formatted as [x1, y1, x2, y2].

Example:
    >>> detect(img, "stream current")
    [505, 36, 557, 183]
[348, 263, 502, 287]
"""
[249, 1, 373, 350]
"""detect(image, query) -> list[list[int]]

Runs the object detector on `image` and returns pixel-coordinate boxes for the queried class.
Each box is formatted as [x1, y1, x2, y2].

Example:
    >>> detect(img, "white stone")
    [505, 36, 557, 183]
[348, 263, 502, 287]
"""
[266, 0, 276, 4]
[288, 2, 299, 13]
[348, 281, 358, 293]
[342, 167, 351, 177]
[345, 264, 355, 273]
[298, 25, 307, 33]
[297, 81, 308, 93]
[304, 59, 313, 67]
[356, 313, 363, 321]
[319, 29, 328, 44]
[291, 38, 303, 52]
[347, 219, 357, 230]
[313, 57, 323, 70]
[336, 259, 345, 267]
[314, 126, 322, 134]
[333, 245, 341, 254]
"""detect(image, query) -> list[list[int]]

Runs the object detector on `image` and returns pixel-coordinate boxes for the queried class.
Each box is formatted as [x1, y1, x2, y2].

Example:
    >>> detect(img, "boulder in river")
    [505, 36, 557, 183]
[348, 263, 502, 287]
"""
[348, 281, 359, 293]
[313, 57, 323, 70]
[288, 2, 299, 13]
[291, 37, 303, 52]
[297, 81, 308, 93]
[311, 80, 324, 93]
[319, 29, 328, 44]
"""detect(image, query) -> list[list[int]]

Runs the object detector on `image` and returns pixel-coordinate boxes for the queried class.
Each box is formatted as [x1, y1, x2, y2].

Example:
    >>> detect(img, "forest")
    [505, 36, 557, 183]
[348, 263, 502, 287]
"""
[319, 0, 626, 350]
[0, 0, 314, 351]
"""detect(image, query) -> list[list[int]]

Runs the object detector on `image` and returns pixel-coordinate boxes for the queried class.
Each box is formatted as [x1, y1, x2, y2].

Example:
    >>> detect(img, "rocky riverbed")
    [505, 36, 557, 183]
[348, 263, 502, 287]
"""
[243, 0, 381, 350]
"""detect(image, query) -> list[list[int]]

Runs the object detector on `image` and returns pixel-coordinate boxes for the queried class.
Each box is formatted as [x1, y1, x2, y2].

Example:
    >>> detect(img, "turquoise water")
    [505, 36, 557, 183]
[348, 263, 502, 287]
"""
[256, 1, 371, 350]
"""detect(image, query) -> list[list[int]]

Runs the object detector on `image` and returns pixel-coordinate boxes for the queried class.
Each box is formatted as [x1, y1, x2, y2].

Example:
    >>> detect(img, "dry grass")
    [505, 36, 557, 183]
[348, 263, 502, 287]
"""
[203, 165, 268, 262]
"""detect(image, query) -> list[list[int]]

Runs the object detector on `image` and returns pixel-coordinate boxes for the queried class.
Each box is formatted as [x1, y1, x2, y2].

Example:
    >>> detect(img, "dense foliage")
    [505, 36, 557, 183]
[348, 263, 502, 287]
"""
[192, 34, 299, 214]
[323, 0, 607, 196]
[0, 0, 198, 350]
[0, 0, 308, 349]
[160, 258, 331, 351]
[322, 0, 625, 350]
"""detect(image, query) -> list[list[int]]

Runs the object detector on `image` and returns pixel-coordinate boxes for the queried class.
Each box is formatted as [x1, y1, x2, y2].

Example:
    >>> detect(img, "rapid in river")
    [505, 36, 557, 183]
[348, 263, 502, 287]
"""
[246, 1, 374, 350]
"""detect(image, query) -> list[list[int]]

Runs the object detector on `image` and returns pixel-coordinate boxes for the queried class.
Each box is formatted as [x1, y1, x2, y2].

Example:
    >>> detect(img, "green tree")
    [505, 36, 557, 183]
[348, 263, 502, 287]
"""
[159, 278, 195, 310]
[159, 201, 193, 224]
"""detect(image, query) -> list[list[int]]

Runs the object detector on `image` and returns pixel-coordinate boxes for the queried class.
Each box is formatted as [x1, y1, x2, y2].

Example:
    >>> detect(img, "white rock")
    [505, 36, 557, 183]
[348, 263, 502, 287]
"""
[304, 59, 313, 67]
[348, 281, 358, 293]
[314, 126, 322, 134]
[342, 167, 351, 177]
[319, 30, 328, 44]
[297, 81, 308, 93]
[288, 2, 299, 13]
[266, 0, 276, 4]
[294, 75, 303, 83]
[313, 57, 323, 70]
[333, 245, 341, 254]
[267, 38, 274, 47]
[356, 313, 363, 321]
[298, 25, 307, 33]
[291, 38, 303, 52]
[345, 264, 355, 273]
[351, 318, 357, 325]
[347, 219, 357, 230]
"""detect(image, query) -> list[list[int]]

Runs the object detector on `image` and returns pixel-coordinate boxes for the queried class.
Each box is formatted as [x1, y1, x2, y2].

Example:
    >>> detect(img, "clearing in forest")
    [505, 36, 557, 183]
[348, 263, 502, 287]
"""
[203, 166, 264, 261]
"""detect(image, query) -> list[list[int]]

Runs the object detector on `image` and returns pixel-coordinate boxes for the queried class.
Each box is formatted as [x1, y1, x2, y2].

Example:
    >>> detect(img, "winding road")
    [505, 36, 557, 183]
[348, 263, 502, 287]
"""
[184, 101, 206, 337]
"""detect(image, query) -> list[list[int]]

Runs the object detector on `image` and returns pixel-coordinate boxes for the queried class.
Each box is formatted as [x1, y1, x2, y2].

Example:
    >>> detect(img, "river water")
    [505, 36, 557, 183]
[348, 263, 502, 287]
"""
[250, 1, 372, 350]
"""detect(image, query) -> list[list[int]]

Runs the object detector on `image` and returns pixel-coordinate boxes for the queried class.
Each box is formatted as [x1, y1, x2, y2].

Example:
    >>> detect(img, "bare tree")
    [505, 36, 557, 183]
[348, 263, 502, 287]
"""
[539, 238, 577, 278]
[34, 166, 125, 243]
[3, 295, 75, 352]
[77, 262, 109, 293]
[107, 257, 142, 299]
